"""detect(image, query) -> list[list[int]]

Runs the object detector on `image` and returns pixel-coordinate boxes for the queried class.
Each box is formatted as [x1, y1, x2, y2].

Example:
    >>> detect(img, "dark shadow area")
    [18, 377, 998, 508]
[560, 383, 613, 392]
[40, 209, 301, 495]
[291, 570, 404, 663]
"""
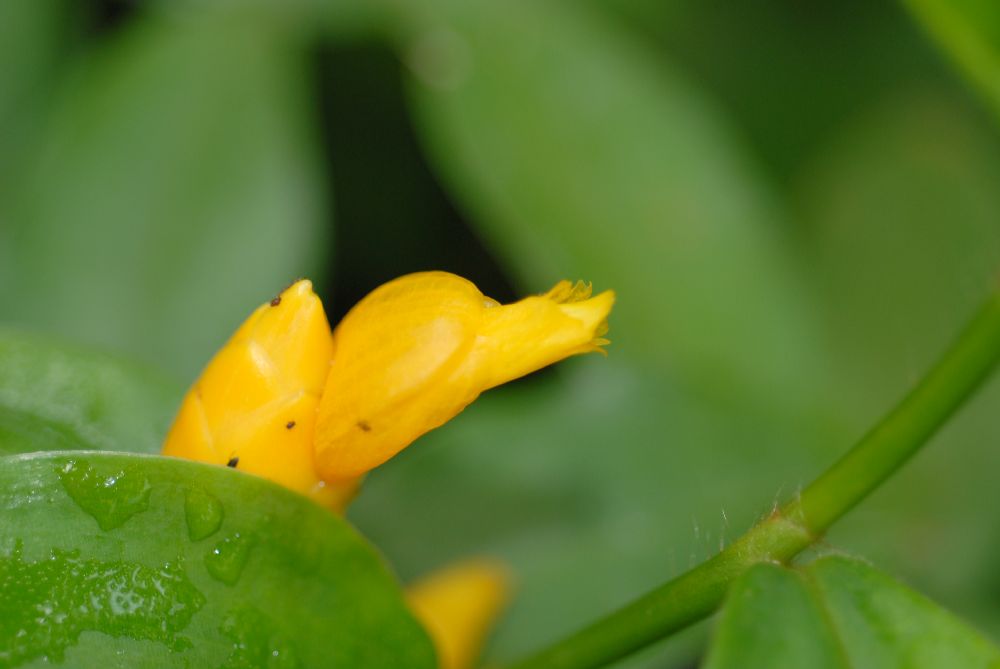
[315, 43, 518, 321]
[87, 0, 135, 36]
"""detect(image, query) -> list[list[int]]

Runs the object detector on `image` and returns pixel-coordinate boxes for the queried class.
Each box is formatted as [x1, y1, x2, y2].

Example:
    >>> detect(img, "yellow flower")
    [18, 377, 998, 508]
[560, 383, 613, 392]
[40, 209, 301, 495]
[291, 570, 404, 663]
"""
[162, 271, 614, 509]
[161, 271, 610, 666]
[406, 559, 510, 669]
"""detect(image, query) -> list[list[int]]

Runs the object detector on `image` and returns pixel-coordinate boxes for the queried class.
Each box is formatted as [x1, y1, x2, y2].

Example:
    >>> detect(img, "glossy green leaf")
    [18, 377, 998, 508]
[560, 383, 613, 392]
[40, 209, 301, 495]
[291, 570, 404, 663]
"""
[704, 556, 1000, 669]
[0, 328, 181, 456]
[402, 0, 825, 410]
[0, 9, 327, 379]
[0, 451, 436, 669]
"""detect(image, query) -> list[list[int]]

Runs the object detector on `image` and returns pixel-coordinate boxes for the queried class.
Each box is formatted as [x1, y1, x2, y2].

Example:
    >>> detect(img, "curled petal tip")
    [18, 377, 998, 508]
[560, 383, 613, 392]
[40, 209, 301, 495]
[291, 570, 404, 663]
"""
[545, 279, 594, 302]
[557, 288, 615, 343]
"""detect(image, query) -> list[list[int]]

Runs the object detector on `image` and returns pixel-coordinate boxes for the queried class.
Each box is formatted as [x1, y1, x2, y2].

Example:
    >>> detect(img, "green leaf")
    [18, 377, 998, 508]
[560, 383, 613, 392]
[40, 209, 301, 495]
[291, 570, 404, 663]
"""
[904, 0, 1000, 122]
[401, 0, 825, 410]
[1, 9, 328, 379]
[704, 556, 1000, 669]
[703, 563, 847, 669]
[0, 451, 436, 669]
[0, 328, 181, 456]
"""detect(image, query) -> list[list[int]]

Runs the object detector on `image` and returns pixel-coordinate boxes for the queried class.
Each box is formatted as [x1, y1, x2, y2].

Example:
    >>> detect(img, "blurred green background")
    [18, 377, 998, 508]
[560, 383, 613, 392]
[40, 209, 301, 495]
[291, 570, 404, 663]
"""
[2, 0, 1000, 666]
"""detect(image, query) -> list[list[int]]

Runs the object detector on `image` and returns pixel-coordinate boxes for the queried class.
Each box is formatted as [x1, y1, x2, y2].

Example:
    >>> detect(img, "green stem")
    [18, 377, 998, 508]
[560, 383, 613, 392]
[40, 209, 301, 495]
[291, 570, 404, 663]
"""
[505, 286, 1000, 669]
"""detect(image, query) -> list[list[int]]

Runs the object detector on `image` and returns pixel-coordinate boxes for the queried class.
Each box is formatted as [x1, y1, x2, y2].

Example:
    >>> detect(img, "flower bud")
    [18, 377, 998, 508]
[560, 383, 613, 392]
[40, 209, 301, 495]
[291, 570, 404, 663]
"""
[163, 272, 614, 510]
[162, 280, 357, 510]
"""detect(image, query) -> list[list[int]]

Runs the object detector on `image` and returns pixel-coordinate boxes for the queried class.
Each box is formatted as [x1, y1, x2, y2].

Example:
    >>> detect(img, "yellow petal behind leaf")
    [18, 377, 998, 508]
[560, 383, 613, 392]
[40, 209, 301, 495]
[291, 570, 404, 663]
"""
[407, 559, 511, 669]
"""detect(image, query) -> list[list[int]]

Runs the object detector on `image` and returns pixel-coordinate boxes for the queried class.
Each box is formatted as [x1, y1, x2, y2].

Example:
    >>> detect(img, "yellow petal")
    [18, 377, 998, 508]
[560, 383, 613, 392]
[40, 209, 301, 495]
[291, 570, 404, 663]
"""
[315, 271, 614, 481]
[406, 559, 511, 669]
[161, 279, 358, 511]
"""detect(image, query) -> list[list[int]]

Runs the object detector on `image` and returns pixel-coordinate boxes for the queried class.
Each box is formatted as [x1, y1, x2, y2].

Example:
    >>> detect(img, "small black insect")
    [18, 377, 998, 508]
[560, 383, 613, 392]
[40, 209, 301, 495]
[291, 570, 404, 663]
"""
[226, 457, 240, 468]
[286, 421, 296, 430]
[270, 296, 282, 307]
[357, 420, 372, 432]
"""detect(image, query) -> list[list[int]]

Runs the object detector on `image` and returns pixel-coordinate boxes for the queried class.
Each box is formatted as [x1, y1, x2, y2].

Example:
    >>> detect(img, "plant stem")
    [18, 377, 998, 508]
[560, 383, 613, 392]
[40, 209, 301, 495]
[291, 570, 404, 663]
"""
[505, 286, 1000, 669]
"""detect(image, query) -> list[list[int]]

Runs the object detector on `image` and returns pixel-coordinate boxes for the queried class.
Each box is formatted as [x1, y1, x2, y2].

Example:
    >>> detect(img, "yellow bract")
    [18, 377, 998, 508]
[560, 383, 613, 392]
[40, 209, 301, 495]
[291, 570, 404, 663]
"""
[161, 271, 614, 508]
[161, 280, 357, 509]
[160, 272, 613, 668]
[315, 271, 615, 480]
[406, 559, 510, 669]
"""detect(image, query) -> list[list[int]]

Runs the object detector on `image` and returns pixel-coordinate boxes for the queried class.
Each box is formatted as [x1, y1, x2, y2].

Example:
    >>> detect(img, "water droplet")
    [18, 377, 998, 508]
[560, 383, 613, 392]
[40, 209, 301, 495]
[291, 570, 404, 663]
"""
[184, 489, 224, 541]
[0, 542, 205, 665]
[219, 606, 301, 669]
[204, 532, 254, 586]
[57, 459, 152, 531]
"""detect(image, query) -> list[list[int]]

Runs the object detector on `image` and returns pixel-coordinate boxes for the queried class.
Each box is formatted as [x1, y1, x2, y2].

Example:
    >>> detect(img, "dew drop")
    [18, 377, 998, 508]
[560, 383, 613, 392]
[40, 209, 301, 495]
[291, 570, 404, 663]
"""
[0, 542, 205, 665]
[57, 459, 152, 531]
[184, 489, 224, 541]
[219, 606, 302, 669]
[204, 532, 254, 586]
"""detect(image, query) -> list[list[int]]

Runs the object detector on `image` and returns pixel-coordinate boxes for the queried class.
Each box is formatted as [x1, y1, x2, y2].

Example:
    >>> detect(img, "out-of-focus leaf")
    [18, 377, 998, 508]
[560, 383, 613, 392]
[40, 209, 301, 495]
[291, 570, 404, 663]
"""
[798, 91, 1000, 636]
[0, 0, 73, 160]
[400, 0, 827, 412]
[0, 328, 181, 456]
[801, 91, 1000, 403]
[1, 10, 327, 379]
[583, 0, 946, 181]
[161, 0, 385, 41]
[704, 557, 1000, 669]
[0, 0, 77, 290]
[904, 0, 1000, 122]
[0, 451, 436, 669]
